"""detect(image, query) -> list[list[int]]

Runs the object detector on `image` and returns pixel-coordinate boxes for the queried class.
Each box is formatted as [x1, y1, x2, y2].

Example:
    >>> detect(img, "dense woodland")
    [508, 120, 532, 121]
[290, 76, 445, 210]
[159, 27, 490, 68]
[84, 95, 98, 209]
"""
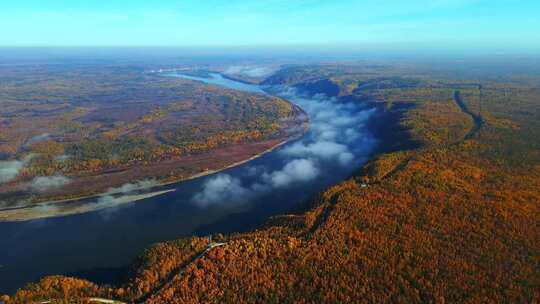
[0, 65, 298, 206]
[2, 62, 540, 303]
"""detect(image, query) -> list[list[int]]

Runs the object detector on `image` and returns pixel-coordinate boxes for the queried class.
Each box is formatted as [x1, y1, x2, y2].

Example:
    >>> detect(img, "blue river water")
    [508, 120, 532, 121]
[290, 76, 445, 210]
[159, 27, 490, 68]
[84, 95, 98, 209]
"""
[0, 72, 377, 294]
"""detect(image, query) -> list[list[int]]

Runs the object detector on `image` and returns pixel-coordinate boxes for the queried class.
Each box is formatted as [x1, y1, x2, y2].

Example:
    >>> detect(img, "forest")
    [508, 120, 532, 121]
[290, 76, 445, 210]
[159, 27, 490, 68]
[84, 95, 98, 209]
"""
[2, 61, 540, 303]
[0, 65, 302, 209]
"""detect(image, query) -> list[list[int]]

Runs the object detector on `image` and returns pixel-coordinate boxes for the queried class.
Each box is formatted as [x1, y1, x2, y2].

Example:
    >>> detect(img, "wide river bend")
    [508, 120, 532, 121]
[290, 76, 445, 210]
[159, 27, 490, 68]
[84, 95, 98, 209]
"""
[0, 72, 377, 294]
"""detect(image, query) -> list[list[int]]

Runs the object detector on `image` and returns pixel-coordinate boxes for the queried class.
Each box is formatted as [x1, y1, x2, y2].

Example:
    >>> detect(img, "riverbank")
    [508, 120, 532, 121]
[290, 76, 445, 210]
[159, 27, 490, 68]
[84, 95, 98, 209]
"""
[0, 69, 384, 296]
[0, 133, 308, 223]
[0, 96, 308, 223]
[0, 189, 177, 222]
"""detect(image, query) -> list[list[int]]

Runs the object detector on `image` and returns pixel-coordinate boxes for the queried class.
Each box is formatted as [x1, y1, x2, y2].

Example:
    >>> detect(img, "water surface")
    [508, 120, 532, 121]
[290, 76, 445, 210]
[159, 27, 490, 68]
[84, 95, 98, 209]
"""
[167, 72, 266, 94]
[0, 72, 377, 294]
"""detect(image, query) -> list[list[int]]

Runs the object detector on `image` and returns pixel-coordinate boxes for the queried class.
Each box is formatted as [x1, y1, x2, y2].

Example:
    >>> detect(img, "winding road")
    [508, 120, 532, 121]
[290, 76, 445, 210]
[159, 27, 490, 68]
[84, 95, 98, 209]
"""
[136, 239, 227, 303]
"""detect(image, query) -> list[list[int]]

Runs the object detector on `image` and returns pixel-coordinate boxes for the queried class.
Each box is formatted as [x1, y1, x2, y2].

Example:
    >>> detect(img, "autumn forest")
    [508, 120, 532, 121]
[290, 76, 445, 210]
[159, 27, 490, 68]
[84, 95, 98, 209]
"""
[1, 57, 539, 303]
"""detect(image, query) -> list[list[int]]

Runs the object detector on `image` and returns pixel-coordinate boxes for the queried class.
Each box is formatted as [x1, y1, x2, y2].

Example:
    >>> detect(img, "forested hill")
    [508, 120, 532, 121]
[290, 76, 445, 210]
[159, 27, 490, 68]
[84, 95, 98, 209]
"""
[4, 63, 540, 303]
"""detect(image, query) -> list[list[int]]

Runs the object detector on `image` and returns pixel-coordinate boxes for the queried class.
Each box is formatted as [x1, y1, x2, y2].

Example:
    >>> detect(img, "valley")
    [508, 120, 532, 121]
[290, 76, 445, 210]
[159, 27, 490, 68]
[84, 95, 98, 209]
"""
[2, 59, 540, 303]
[2, 0, 539, 302]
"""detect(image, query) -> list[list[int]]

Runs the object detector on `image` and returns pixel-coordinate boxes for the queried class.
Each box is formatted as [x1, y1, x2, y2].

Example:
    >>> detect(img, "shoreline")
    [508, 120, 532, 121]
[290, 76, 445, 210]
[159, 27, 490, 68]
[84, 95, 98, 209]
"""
[0, 105, 308, 223]
[0, 189, 178, 222]
[0, 137, 298, 223]
[158, 132, 302, 187]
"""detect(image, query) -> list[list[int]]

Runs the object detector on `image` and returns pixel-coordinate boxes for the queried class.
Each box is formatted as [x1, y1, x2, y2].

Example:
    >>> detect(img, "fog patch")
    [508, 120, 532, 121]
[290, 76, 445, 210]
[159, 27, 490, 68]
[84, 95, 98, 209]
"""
[192, 175, 251, 207]
[191, 158, 320, 207]
[105, 179, 159, 195]
[264, 158, 319, 188]
[30, 175, 71, 192]
[191, 84, 378, 207]
[95, 195, 136, 220]
[0, 155, 35, 184]
[95, 179, 160, 219]
[277, 88, 376, 167]
[0, 160, 26, 184]
[281, 141, 352, 165]
[243, 165, 266, 177]
[338, 152, 354, 165]
[224, 66, 277, 78]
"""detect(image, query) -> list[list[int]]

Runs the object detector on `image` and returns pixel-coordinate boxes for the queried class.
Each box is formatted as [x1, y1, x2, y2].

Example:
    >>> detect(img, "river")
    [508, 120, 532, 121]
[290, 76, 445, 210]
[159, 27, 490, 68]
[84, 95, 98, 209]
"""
[0, 72, 378, 294]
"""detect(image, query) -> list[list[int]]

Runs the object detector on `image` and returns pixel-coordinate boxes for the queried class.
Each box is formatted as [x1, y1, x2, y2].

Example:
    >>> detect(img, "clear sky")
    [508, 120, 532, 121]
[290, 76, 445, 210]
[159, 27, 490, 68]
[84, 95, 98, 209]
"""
[1, 0, 539, 51]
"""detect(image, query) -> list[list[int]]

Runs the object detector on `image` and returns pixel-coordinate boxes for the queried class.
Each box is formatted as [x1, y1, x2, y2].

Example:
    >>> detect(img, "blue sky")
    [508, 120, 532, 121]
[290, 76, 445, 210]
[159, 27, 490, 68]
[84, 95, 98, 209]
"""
[1, 0, 539, 51]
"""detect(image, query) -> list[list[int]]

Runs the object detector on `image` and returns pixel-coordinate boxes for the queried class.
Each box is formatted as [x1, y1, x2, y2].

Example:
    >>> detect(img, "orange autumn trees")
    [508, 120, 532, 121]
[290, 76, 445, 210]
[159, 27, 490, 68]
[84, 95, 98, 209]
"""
[0, 65, 303, 208]
[4, 64, 540, 303]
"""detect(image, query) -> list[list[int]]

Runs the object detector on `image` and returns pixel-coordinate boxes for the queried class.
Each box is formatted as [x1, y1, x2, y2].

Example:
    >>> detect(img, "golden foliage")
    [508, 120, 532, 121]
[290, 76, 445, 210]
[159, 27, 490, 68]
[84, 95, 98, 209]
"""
[6, 69, 540, 303]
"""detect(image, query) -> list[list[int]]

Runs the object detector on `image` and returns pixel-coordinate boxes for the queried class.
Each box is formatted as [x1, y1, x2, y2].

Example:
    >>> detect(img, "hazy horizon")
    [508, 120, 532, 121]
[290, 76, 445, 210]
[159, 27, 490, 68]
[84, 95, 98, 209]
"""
[1, 0, 539, 52]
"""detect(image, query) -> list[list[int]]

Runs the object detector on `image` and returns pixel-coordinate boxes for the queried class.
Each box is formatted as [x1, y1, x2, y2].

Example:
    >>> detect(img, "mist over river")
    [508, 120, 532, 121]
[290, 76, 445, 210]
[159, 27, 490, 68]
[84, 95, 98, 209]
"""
[0, 72, 378, 294]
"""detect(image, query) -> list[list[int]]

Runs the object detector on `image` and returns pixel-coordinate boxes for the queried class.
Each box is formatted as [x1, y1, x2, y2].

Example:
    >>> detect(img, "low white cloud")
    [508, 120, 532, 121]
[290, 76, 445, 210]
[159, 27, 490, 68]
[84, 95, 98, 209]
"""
[192, 158, 319, 206]
[282, 141, 350, 162]
[30, 175, 71, 192]
[276, 91, 372, 168]
[0, 155, 35, 184]
[243, 165, 266, 177]
[95, 179, 161, 219]
[225, 65, 277, 78]
[343, 128, 360, 143]
[191, 83, 378, 207]
[192, 175, 251, 207]
[338, 152, 354, 166]
[106, 179, 159, 195]
[265, 158, 319, 188]
[0, 160, 26, 184]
